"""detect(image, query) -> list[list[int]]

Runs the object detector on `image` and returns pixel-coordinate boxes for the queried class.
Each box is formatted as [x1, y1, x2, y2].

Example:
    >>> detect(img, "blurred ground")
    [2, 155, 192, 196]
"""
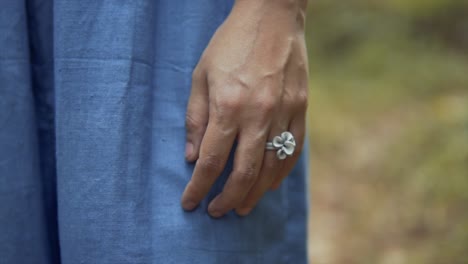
[305, 1, 468, 263]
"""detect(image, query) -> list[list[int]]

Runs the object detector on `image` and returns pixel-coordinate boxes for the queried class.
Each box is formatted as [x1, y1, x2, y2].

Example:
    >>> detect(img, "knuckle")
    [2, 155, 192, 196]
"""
[256, 96, 277, 114]
[185, 113, 203, 132]
[295, 92, 309, 111]
[263, 156, 280, 171]
[216, 97, 242, 112]
[199, 154, 224, 172]
[283, 91, 308, 112]
[234, 165, 257, 186]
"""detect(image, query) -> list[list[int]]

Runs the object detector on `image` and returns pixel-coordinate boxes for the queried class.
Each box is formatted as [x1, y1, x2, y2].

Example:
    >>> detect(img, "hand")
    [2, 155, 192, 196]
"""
[181, 0, 308, 218]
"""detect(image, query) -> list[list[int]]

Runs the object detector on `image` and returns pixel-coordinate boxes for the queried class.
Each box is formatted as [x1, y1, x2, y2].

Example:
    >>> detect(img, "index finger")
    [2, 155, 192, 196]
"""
[181, 121, 236, 211]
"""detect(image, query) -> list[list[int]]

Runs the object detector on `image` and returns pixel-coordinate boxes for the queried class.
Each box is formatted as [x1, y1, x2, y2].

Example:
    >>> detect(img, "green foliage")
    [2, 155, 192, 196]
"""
[306, 0, 468, 263]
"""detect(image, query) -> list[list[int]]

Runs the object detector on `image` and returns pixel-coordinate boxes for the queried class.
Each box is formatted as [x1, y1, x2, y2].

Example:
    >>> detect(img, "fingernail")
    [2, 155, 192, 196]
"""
[208, 201, 223, 218]
[182, 200, 197, 211]
[236, 207, 252, 216]
[209, 209, 223, 218]
[185, 142, 193, 160]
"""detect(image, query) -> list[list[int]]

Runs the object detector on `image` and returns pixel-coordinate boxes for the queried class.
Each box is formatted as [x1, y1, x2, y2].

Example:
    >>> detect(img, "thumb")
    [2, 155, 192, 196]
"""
[185, 67, 208, 162]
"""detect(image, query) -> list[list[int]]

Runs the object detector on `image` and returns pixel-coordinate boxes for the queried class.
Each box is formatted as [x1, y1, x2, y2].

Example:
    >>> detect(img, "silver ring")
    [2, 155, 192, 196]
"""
[265, 131, 296, 160]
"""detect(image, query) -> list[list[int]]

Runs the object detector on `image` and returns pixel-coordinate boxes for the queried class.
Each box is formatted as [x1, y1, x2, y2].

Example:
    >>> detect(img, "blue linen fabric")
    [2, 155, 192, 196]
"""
[0, 1, 309, 263]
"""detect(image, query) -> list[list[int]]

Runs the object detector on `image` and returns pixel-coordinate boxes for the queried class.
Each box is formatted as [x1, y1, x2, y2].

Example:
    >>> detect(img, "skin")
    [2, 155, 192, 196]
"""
[181, 0, 309, 218]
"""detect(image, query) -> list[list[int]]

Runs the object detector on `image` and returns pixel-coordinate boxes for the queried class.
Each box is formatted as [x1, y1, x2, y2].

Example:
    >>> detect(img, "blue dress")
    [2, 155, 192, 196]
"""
[0, 1, 308, 263]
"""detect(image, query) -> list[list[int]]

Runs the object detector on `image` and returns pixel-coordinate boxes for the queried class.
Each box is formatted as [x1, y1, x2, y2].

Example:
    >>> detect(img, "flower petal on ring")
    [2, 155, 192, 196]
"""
[273, 136, 284, 148]
[282, 132, 294, 141]
[277, 150, 287, 160]
[283, 141, 296, 149]
[282, 145, 295, 155]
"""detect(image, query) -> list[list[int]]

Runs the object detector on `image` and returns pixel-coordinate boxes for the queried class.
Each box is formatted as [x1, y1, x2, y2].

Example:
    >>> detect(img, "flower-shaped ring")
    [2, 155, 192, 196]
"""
[265, 131, 296, 160]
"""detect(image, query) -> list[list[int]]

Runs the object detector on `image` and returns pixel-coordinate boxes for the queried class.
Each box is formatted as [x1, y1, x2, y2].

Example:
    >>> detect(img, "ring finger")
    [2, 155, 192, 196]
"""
[235, 117, 291, 216]
[270, 110, 306, 190]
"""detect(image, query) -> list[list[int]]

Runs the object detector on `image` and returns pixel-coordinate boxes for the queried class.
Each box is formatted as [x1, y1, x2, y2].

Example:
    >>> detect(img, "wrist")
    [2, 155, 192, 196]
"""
[232, 0, 307, 32]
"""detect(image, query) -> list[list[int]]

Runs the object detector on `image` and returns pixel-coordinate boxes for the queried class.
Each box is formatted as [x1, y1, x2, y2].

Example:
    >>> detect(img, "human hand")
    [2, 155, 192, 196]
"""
[181, 0, 308, 218]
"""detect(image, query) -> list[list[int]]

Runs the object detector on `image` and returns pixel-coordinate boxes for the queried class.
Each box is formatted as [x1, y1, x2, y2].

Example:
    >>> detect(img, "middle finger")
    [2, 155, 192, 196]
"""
[207, 127, 268, 218]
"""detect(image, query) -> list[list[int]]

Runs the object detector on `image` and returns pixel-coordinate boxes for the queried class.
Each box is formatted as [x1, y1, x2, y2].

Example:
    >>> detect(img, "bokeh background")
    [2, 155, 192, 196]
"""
[305, 0, 468, 263]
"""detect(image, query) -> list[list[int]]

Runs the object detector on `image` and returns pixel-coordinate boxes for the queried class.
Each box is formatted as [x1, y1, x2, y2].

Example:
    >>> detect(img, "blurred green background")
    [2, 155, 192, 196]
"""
[305, 0, 468, 263]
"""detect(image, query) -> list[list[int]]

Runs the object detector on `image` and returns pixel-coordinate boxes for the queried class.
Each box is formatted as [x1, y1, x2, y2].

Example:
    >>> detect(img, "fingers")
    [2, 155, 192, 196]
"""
[185, 67, 209, 162]
[181, 121, 237, 211]
[207, 128, 268, 218]
[235, 122, 288, 216]
[270, 111, 306, 190]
